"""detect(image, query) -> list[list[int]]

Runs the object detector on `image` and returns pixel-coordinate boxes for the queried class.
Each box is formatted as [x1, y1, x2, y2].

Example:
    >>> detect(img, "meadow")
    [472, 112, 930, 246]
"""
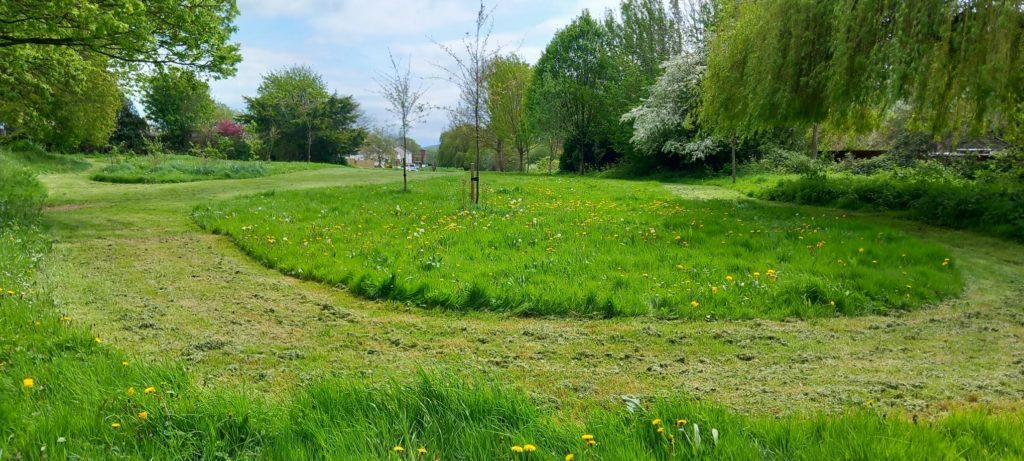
[90, 154, 329, 183]
[4, 152, 1022, 459]
[195, 175, 961, 319]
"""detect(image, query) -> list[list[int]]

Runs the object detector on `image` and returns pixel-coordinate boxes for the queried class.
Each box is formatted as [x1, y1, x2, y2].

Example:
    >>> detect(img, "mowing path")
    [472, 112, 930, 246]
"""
[38, 166, 1024, 417]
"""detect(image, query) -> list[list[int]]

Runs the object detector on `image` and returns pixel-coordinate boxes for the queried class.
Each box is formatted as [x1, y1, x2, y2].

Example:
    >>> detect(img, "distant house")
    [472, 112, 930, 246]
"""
[930, 137, 1009, 159]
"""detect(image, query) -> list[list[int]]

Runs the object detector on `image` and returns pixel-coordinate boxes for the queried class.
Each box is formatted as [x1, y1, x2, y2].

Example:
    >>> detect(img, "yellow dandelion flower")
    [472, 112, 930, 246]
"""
[711, 287, 719, 295]
[566, 454, 575, 461]
[393, 445, 404, 453]
[417, 447, 427, 455]
[523, 444, 536, 452]
[127, 387, 136, 396]
[94, 336, 102, 344]
[111, 422, 121, 429]
[690, 300, 699, 308]
[651, 418, 662, 426]
[511, 445, 524, 453]
[725, 275, 733, 282]
[586, 439, 596, 447]
[122, 361, 129, 367]
[581, 434, 594, 441]
[753, 272, 761, 277]
[22, 377, 34, 388]
[676, 419, 688, 427]
[137, 411, 148, 420]
[657, 427, 665, 433]
[144, 386, 156, 394]
[858, 248, 865, 253]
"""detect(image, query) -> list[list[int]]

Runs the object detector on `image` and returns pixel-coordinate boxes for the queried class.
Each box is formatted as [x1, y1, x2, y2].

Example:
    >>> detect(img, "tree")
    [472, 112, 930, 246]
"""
[0, 0, 240, 77]
[437, 123, 477, 168]
[143, 68, 216, 150]
[436, 1, 496, 202]
[109, 97, 150, 152]
[487, 55, 534, 172]
[622, 52, 707, 161]
[244, 66, 364, 163]
[0, 47, 121, 150]
[362, 126, 397, 167]
[377, 53, 429, 192]
[528, 11, 623, 174]
[701, 0, 1024, 153]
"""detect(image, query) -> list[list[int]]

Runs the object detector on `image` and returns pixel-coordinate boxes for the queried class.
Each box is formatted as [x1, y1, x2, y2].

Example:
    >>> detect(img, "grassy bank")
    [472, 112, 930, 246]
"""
[195, 174, 961, 318]
[91, 154, 329, 184]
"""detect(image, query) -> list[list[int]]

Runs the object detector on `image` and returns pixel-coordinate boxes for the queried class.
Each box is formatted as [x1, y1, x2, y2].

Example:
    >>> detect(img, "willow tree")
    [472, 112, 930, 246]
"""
[702, 0, 1024, 153]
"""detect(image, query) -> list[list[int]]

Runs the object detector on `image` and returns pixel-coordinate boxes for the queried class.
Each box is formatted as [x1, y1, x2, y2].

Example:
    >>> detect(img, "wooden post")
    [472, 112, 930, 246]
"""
[469, 163, 479, 205]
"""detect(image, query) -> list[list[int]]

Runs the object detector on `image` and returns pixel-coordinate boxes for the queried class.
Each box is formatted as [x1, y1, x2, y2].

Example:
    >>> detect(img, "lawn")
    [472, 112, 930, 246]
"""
[195, 175, 961, 318]
[90, 154, 330, 183]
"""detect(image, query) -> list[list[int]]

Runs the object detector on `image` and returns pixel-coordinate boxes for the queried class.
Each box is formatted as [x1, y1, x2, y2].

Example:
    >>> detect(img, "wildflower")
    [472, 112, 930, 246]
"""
[565, 454, 574, 461]
[858, 248, 865, 253]
[511, 445, 524, 453]
[725, 275, 733, 282]
[127, 387, 136, 396]
[657, 427, 665, 433]
[690, 300, 699, 309]
[94, 336, 102, 344]
[417, 447, 427, 456]
[676, 264, 684, 270]
[393, 445, 404, 453]
[22, 377, 34, 388]
[144, 386, 156, 394]
[60, 316, 71, 321]
[753, 272, 761, 278]
[651, 418, 662, 426]
[711, 287, 719, 295]
[676, 419, 688, 427]
[524, 444, 537, 452]
[111, 422, 121, 429]
[137, 411, 148, 420]
[122, 361, 129, 367]
[581, 434, 594, 441]
[586, 440, 596, 447]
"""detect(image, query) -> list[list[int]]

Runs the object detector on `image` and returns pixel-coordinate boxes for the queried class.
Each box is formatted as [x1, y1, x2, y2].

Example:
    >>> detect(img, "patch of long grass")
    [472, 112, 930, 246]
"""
[195, 175, 962, 318]
[90, 154, 328, 184]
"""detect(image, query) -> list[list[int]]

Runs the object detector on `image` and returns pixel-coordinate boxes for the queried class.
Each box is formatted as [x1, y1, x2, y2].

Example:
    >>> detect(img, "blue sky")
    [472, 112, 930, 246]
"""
[208, 0, 622, 146]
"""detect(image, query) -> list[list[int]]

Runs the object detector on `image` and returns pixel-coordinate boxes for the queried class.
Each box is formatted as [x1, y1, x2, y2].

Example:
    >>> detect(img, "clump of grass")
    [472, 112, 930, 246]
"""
[0, 142, 91, 174]
[195, 175, 962, 318]
[90, 154, 328, 184]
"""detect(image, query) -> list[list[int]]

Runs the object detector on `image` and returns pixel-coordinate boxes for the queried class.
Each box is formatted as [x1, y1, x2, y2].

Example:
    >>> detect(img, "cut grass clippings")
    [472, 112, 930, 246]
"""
[195, 174, 962, 318]
[91, 154, 330, 184]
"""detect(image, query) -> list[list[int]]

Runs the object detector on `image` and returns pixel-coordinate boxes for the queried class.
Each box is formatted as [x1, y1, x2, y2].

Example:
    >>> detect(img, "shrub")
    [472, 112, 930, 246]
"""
[762, 175, 1024, 241]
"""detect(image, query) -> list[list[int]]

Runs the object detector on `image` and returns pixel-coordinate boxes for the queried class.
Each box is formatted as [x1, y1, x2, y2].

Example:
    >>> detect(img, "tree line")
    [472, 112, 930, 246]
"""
[436, 0, 1023, 176]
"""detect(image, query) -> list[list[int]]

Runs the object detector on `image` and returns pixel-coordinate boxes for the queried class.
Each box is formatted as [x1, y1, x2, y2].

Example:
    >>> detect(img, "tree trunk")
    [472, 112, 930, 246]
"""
[402, 131, 408, 192]
[306, 122, 312, 162]
[497, 140, 504, 172]
[519, 147, 526, 173]
[812, 124, 819, 160]
[731, 135, 737, 184]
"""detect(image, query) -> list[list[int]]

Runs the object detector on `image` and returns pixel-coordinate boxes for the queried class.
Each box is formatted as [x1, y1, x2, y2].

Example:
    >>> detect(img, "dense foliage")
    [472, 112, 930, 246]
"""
[243, 66, 365, 163]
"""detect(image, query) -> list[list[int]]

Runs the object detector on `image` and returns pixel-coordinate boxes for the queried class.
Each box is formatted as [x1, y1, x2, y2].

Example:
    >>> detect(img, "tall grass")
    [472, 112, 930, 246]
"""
[1, 156, 1020, 459]
[91, 154, 328, 184]
[195, 175, 962, 318]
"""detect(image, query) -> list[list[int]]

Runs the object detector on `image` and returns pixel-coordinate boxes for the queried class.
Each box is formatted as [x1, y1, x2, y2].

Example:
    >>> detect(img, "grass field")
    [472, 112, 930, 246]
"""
[3, 157, 1021, 459]
[195, 175, 961, 318]
[90, 154, 329, 183]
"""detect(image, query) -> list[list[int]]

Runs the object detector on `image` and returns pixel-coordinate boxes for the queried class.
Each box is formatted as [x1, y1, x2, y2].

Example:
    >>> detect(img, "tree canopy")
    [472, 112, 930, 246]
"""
[244, 66, 365, 163]
[487, 55, 533, 171]
[0, 0, 241, 77]
[143, 68, 216, 150]
[701, 0, 1024, 140]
